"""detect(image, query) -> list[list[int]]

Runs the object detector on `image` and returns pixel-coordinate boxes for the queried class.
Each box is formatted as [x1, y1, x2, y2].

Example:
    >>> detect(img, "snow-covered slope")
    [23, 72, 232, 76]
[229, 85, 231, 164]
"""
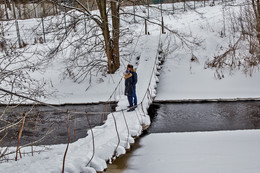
[121, 130, 260, 173]
[156, 2, 260, 101]
[1, 1, 260, 173]
[0, 33, 161, 172]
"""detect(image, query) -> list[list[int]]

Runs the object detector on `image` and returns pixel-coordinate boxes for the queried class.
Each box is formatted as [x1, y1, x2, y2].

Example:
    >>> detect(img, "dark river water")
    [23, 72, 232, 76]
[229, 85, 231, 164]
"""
[0, 103, 116, 146]
[107, 101, 260, 173]
[1, 101, 260, 148]
[147, 101, 260, 133]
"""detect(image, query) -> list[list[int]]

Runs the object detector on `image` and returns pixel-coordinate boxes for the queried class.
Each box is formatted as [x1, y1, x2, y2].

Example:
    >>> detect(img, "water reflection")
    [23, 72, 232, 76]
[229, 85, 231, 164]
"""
[106, 137, 142, 173]
[147, 101, 260, 133]
[0, 103, 116, 146]
[107, 101, 260, 173]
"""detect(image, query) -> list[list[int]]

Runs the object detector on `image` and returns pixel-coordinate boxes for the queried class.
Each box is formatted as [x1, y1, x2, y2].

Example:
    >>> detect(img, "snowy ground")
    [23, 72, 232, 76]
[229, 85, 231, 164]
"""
[0, 34, 160, 172]
[42, 0, 260, 104]
[2, 1, 259, 104]
[122, 130, 260, 173]
[1, 1, 260, 173]
[155, 2, 260, 101]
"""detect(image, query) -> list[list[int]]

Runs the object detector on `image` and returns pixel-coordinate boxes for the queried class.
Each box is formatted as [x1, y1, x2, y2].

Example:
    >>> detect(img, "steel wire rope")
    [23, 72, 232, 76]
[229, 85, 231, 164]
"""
[133, 107, 142, 125]
[0, 15, 158, 113]
[0, 23, 162, 168]
[121, 110, 130, 148]
[0, 32, 162, 171]
[84, 21, 145, 163]
[136, 106, 145, 124]
[61, 110, 70, 173]
[0, 30, 161, 116]
[106, 21, 145, 103]
[0, 29, 161, 115]
[140, 31, 162, 105]
[111, 112, 121, 157]
[89, 22, 147, 163]
[85, 112, 95, 167]
[95, 23, 146, 161]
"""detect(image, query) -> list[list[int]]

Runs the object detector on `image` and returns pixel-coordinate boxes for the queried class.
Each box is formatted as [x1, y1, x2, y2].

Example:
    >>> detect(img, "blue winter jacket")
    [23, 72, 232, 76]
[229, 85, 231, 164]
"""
[131, 70, 138, 89]
[124, 73, 134, 96]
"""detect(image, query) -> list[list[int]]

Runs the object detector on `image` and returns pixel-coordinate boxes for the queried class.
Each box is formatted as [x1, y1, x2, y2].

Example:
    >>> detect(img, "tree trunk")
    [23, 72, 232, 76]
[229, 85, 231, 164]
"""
[96, 0, 120, 74]
[111, 0, 120, 71]
[252, 0, 260, 45]
[16, 0, 22, 19]
[256, 0, 260, 45]
[11, 0, 17, 19]
[4, 0, 9, 19]
[96, 0, 114, 74]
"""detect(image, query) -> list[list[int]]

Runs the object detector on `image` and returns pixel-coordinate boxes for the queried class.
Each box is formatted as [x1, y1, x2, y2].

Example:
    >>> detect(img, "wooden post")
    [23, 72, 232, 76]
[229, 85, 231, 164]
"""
[145, 19, 148, 35]
[133, 2, 136, 23]
[172, 0, 175, 14]
[147, 0, 150, 19]
[74, 112, 76, 139]
[160, 0, 162, 18]
[161, 16, 165, 34]
[41, 17, 46, 43]
[62, 110, 70, 173]
[12, 0, 22, 48]
[33, 2, 37, 18]
[4, 0, 9, 19]
[15, 112, 26, 161]
[15, 20, 22, 48]
[64, 11, 67, 36]
[184, 0, 186, 11]
[31, 112, 39, 156]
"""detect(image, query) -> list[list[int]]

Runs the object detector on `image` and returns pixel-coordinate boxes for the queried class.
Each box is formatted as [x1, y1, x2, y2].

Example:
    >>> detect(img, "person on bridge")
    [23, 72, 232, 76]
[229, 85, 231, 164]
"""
[124, 68, 134, 111]
[128, 64, 138, 108]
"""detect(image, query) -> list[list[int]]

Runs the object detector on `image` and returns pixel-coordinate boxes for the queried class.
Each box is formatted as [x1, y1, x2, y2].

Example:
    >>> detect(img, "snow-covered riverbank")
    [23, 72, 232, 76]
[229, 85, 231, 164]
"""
[1, 1, 260, 173]
[120, 130, 260, 173]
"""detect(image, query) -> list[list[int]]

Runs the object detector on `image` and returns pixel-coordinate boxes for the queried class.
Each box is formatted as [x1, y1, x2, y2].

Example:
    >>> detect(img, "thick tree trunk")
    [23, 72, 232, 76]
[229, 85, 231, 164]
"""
[111, 0, 120, 71]
[96, 0, 113, 73]
[96, 0, 120, 74]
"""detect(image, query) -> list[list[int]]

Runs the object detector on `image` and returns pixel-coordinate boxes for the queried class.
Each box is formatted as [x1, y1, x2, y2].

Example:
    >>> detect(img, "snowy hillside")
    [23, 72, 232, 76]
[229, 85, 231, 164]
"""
[1, 0, 259, 104]
[1, 1, 260, 173]
[156, 1, 260, 101]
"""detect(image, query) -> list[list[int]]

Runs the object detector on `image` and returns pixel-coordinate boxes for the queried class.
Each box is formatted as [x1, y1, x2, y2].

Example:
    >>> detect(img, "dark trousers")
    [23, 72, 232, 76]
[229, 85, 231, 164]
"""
[127, 89, 137, 107]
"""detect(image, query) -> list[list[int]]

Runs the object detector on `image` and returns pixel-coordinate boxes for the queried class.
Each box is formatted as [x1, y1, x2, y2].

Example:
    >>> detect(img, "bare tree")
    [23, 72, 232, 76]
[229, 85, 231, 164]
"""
[251, 0, 260, 44]
[48, 0, 121, 74]
[0, 31, 52, 160]
[206, 0, 260, 78]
